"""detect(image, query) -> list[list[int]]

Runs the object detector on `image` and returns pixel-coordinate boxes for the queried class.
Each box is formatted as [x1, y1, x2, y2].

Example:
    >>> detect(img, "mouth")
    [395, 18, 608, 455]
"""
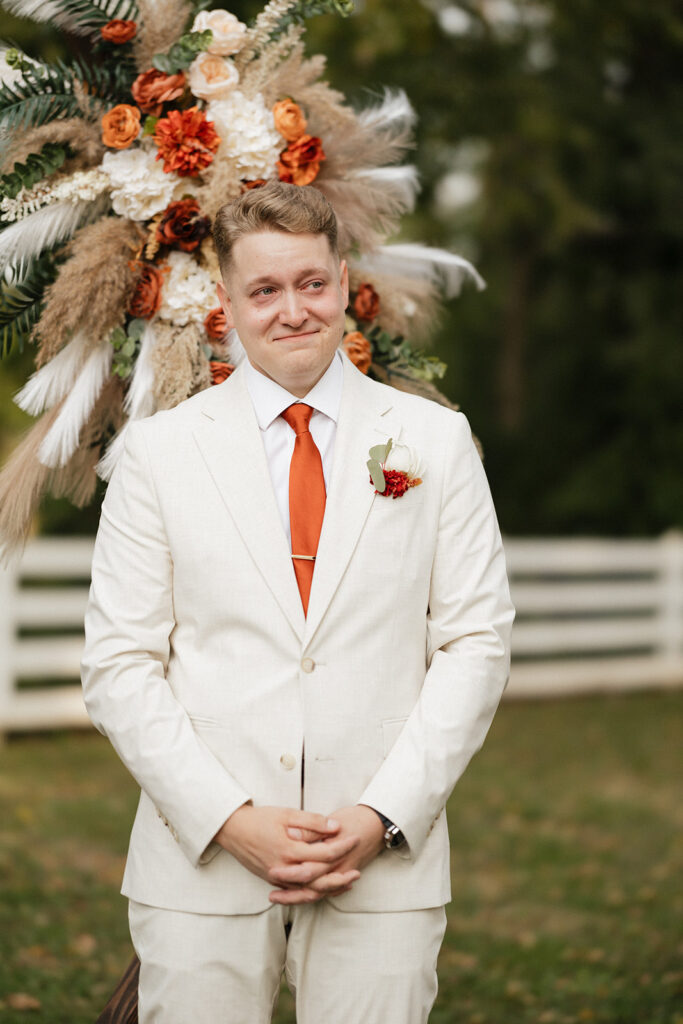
[272, 329, 319, 343]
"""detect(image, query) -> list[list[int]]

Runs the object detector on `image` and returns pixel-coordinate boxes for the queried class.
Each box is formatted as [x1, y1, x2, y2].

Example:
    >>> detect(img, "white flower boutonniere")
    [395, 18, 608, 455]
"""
[367, 438, 423, 499]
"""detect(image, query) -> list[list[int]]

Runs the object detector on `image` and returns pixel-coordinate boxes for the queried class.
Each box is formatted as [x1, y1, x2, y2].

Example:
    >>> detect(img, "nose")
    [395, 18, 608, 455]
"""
[279, 288, 307, 327]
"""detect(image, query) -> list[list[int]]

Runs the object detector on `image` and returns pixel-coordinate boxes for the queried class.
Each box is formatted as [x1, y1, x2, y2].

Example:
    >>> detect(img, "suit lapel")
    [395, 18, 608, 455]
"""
[191, 364, 306, 642]
[304, 358, 400, 645]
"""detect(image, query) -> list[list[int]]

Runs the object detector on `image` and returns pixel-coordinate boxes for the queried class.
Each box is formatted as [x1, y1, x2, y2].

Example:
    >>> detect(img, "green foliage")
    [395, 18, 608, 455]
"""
[0, 255, 57, 359]
[57, 0, 138, 31]
[110, 318, 145, 379]
[0, 143, 71, 201]
[367, 438, 391, 490]
[369, 325, 447, 382]
[0, 53, 135, 130]
[266, 0, 353, 41]
[152, 30, 213, 74]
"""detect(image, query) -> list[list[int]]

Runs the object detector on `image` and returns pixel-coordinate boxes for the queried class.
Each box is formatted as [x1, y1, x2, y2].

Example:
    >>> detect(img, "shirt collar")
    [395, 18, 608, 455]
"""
[245, 350, 343, 431]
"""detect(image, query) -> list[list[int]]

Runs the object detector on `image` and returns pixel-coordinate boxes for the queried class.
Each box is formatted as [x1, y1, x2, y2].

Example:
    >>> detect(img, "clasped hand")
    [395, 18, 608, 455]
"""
[213, 804, 385, 905]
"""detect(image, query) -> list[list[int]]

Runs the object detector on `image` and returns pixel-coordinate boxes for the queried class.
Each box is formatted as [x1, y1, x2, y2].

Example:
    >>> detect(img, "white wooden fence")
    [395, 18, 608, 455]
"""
[1, 534, 682, 732]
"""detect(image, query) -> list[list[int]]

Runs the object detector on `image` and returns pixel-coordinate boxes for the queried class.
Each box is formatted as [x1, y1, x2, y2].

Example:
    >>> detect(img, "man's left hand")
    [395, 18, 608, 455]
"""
[268, 805, 385, 903]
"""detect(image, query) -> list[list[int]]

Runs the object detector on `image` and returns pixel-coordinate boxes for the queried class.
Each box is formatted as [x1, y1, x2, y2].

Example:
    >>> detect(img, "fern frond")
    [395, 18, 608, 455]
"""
[2, 0, 138, 34]
[0, 53, 135, 130]
[0, 253, 57, 358]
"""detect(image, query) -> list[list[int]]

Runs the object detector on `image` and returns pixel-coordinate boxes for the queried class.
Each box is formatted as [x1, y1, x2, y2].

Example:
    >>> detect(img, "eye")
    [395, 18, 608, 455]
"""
[255, 286, 275, 297]
[306, 280, 324, 291]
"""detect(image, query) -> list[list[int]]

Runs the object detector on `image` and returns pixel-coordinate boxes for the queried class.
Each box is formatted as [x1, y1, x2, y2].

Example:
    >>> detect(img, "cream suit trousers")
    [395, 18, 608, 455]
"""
[129, 899, 447, 1024]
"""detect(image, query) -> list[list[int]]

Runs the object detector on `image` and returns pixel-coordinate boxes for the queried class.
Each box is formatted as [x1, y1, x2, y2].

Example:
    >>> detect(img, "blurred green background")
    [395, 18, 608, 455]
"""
[2, 0, 682, 537]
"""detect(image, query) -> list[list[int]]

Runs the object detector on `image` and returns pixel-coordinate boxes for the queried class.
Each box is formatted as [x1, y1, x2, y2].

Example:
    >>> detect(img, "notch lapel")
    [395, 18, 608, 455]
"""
[303, 358, 400, 645]
[191, 365, 305, 642]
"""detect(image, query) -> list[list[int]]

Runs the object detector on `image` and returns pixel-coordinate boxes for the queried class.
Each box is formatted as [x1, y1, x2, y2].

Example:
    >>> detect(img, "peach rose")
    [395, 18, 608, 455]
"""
[102, 104, 141, 149]
[192, 9, 247, 55]
[204, 306, 229, 342]
[353, 282, 380, 322]
[272, 99, 307, 142]
[101, 19, 137, 43]
[128, 264, 164, 319]
[188, 53, 239, 101]
[131, 69, 186, 116]
[342, 331, 372, 374]
[277, 134, 325, 187]
[210, 361, 235, 384]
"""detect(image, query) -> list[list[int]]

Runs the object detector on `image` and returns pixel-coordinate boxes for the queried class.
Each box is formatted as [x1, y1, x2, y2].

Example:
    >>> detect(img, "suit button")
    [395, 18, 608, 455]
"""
[280, 753, 297, 771]
[301, 657, 315, 673]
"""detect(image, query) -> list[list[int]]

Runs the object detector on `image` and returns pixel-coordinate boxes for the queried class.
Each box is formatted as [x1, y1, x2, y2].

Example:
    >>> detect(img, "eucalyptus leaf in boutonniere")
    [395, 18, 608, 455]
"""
[367, 438, 423, 499]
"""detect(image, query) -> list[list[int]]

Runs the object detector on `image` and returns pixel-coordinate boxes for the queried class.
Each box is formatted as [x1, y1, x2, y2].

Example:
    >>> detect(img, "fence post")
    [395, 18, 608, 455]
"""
[0, 554, 18, 739]
[658, 530, 683, 663]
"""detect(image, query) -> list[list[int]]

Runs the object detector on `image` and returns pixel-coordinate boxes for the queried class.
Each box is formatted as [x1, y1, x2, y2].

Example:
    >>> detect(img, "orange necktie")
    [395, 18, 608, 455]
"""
[281, 403, 326, 615]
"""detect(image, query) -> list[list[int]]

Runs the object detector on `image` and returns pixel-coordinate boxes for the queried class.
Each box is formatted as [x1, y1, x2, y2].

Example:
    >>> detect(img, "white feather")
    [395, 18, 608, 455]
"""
[123, 322, 157, 420]
[353, 243, 486, 297]
[356, 89, 416, 132]
[97, 322, 159, 481]
[38, 340, 112, 468]
[349, 166, 420, 213]
[2, 0, 137, 34]
[0, 197, 108, 275]
[14, 330, 92, 416]
[96, 423, 130, 482]
[227, 328, 246, 367]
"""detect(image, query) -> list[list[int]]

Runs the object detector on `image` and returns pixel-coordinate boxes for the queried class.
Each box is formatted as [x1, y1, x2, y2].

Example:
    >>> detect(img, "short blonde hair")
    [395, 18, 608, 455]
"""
[213, 181, 339, 276]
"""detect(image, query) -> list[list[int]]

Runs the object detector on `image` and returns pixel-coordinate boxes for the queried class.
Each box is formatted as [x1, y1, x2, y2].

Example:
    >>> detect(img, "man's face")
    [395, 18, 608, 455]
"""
[217, 229, 349, 398]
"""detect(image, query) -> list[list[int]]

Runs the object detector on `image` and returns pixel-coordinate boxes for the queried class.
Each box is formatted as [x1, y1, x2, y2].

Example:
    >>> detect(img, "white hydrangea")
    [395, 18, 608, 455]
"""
[207, 91, 282, 181]
[101, 147, 178, 221]
[157, 251, 216, 326]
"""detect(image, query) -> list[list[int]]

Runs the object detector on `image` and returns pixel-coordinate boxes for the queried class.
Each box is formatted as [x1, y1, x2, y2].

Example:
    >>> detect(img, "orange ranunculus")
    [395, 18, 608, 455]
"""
[102, 104, 141, 149]
[353, 282, 380, 322]
[272, 99, 307, 142]
[131, 69, 186, 116]
[128, 264, 164, 319]
[204, 307, 229, 342]
[154, 107, 220, 177]
[101, 19, 137, 43]
[211, 361, 235, 385]
[342, 331, 372, 374]
[156, 199, 210, 252]
[277, 134, 325, 187]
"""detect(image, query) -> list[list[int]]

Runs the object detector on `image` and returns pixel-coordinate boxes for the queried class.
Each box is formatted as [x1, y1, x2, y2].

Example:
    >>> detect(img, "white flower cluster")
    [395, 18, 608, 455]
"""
[207, 91, 282, 181]
[0, 168, 110, 222]
[157, 251, 216, 326]
[101, 148, 178, 221]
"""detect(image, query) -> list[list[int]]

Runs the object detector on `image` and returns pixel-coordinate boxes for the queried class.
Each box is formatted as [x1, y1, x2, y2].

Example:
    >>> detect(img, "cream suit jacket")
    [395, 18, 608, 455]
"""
[81, 355, 514, 915]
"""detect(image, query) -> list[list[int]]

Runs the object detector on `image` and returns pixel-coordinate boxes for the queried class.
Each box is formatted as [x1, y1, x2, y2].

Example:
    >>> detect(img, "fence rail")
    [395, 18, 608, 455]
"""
[1, 534, 682, 732]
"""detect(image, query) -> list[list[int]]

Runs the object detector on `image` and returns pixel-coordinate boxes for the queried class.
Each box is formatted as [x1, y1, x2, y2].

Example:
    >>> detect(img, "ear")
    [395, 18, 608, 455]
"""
[216, 281, 234, 328]
[339, 259, 349, 309]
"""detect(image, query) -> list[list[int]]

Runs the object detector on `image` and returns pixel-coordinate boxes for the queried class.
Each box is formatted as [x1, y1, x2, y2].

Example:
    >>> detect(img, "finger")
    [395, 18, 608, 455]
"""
[286, 827, 328, 842]
[287, 834, 359, 864]
[308, 870, 360, 894]
[286, 811, 340, 835]
[268, 887, 326, 905]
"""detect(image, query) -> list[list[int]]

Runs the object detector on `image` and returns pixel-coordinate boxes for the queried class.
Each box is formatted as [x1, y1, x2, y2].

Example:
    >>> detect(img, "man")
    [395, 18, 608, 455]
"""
[81, 181, 514, 1024]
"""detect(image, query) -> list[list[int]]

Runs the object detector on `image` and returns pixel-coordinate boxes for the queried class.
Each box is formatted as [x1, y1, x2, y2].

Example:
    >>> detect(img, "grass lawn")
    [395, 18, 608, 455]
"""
[0, 691, 681, 1023]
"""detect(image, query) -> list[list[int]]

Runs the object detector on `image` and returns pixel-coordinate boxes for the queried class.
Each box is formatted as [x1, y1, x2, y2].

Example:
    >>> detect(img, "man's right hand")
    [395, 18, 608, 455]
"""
[213, 805, 361, 904]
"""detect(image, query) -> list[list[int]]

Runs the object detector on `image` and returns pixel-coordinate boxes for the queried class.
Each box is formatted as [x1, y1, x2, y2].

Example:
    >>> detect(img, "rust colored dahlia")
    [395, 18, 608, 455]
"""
[153, 108, 220, 177]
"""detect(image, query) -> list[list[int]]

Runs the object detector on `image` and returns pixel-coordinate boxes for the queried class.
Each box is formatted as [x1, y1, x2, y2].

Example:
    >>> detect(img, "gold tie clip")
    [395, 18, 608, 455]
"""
[291, 554, 316, 561]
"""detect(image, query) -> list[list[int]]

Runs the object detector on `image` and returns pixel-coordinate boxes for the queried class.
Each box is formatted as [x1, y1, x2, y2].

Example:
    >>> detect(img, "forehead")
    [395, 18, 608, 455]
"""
[230, 230, 337, 280]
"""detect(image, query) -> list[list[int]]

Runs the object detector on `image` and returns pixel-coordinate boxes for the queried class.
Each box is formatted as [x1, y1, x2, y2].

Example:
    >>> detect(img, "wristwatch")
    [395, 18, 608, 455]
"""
[375, 811, 406, 850]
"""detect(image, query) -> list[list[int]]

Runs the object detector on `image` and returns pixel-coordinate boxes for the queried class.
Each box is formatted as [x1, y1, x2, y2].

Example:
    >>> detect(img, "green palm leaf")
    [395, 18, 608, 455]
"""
[58, 0, 139, 31]
[0, 255, 57, 358]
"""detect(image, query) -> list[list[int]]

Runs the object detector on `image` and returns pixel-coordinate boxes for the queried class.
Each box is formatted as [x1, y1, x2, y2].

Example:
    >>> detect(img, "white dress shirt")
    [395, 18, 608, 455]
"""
[244, 352, 343, 549]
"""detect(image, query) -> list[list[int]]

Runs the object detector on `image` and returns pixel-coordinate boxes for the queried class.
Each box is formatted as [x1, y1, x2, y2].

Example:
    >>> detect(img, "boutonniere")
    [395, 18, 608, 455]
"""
[367, 438, 423, 499]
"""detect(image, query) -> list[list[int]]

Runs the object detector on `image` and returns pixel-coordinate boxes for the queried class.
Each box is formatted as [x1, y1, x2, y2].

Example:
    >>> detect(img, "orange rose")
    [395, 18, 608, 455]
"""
[131, 69, 186, 116]
[128, 264, 164, 319]
[277, 134, 325, 187]
[342, 331, 372, 374]
[211, 361, 235, 385]
[101, 19, 137, 43]
[204, 307, 229, 342]
[157, 199, 210, 252]
[102, 104, 141, 149]
[272, 99, 307, 142]
[353, 282, 380, 322]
